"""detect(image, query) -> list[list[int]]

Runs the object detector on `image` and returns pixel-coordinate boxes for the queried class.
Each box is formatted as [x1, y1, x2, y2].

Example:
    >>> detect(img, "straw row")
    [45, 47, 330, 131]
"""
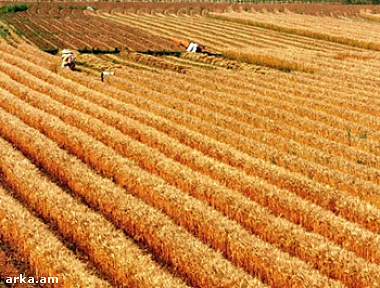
[172, 67, 380, 168]
[107, 12, 380, 86]
[0, 104, 267, 288]
[151, 67, 380, 145]
[79, 58, 380, 159]
[103, 74, 380, 207]
[0, 88, 343, 288]
[206, 60, 380, 116]
[0, 52, 379, 265]
[1, 13, 380, 288]
[100, 12, 239, 51]
[208, 14, 380, 51]
[15, 70, 380, 267]
[110, 12, 380, 109]
[114, 67, 380, 182]
[6, 66, 380, 287]
[2, 46, 378, 232]
[122, 12, 361, 53]
[3, 50, 378, 237]
[0, 135, 188, 288]
[279, 72, 380, 119]
[8, 43, 380, 182]
[116, 67, 380, 157]
[0, 184, 111, 288]
[118, 47, 380, 168]
[26, 63, 380, 232]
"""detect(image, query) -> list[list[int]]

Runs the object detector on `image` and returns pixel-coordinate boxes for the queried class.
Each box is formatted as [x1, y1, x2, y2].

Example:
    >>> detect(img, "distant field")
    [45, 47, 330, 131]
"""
[1, 2, 380, 287]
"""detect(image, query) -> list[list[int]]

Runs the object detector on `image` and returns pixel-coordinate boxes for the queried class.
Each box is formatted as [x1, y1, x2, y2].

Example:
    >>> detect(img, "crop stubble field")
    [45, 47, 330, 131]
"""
[1, 2, 380, 287]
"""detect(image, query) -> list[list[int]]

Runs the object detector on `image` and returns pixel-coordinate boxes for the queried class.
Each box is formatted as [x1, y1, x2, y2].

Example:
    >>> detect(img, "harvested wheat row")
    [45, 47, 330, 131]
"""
[99, 12, 234, 51]
[103, 72, 380, 172]
[4, 43, 380, 175]
[113, 68, 380, 189]
[8, 72, 380, 287]
[0, 55, 378, 269]
[15, 72, 380, 270]
[100, 49, 380, 156]
[175, 66, 380, 139]
[0, 90, 344, 288]
[115, 67, 380, 184]
[0, 185, 112, 288]
[25, 64, 380, 235]
[0, 137, 188, 288]
[0, 107, 267, 288]
[102, 71, 380, 201]
[1, 42, 377, 266]
[193, 63, 380, 119]
[3, 52, 378, 237]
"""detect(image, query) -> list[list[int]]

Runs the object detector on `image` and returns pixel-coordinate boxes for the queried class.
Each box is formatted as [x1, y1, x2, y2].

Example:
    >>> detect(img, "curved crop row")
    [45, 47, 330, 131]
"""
[9, 43, 380, 176]
[2, 63, 379, 287]
[117, 68, 380, 157]
[2, 9, 380, 288]
[208, 13, 380, 51]
[113, 12, 380, 91]
[0, 94, 267, 288]
[194, 61, 380, 134]
[50, 65, 380, 235]
[99, 12, 234, 50]
[0, 134, 187, 288]
[91, 67, 380, 207]
[227, 11, 380, 44]
[0, 85, 344, 288]
[187, 69, 380, 139]
[125, 12, 349, 53]
[116, 67, 380, 182]
[1, 48, 379, 270]
[114, 12, 380, 107]
[0, 184, 111, 288]
[208, 66, 380, 130]
[3, 45, 378, 239]
[172, 67, 380, 167]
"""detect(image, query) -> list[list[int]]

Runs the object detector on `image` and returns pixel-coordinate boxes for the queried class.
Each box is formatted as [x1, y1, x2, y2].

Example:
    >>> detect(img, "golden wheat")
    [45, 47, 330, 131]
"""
[0, 185, 112, 288]
[0, 136, 188, 288]
[6, 69, 380, 286]
[0, 86, 344, 287]
[3, 49, 378, 238]
[0, 104, 267, 288]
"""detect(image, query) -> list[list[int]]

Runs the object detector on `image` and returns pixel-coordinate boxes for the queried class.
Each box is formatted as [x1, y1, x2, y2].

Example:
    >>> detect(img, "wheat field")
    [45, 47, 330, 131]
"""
[0, 2, 380, 287]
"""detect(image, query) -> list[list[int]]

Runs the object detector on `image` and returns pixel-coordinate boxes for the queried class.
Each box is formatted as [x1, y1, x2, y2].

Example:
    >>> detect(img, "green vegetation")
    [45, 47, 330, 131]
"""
[345, 0, 380, 4]
[0, 4, 29, 14]
[43, 48, 59, 55]
[78, 47, 120, 54]
[75, 61, 91, 68]
[0, 25, 10, 39]
[67, 5, 98, 11]
[14, 28, 25, 38]
[358, 132, 367, 139]
[138, 50, 182, 57]
[68, 5, 86, 10]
